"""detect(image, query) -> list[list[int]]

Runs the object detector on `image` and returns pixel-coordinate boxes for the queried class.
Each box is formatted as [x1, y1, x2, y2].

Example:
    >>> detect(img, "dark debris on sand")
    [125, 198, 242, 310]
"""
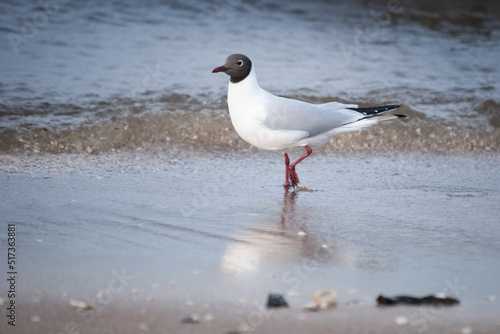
[377, 294, 460, 306]
[266, 293, 289, 308]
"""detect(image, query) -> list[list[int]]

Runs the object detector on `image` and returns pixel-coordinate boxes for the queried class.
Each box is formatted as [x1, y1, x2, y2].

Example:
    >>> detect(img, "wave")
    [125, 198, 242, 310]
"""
[1, 95, 498, 155]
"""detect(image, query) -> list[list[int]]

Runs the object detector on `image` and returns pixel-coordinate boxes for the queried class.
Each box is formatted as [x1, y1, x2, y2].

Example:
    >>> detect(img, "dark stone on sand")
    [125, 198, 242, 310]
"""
[377, 295, 460, 306]
[266, 293, 289, 308]
[181, 315, 200, 324]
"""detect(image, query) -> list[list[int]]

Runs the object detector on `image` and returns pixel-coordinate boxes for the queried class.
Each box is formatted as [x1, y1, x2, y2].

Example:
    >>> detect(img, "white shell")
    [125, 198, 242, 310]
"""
[313, 289, 337, 309]
[394, 315, 409, 326]
[69, 299, 92, 310]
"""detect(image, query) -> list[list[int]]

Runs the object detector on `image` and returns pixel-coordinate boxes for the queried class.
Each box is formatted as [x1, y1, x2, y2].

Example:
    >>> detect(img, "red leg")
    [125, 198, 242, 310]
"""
[284, 153, 291, 187]
[289, 146, 312, 187]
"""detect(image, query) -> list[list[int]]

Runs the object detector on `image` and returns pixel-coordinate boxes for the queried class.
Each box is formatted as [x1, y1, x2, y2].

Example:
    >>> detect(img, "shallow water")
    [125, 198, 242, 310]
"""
[1, 0, 499, 154]
[1, 152, 499, 312]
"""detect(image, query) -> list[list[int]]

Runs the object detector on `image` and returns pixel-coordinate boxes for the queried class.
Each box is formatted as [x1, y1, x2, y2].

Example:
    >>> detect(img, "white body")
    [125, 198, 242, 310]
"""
[227, 66, 387, 151]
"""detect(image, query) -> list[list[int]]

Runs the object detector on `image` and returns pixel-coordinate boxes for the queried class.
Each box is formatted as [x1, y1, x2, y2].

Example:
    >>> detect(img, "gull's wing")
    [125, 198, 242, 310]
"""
[261, 95, 362, 138]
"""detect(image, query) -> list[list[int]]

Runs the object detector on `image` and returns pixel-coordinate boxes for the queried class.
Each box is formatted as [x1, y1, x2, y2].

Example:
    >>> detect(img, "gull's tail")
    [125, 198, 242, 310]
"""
[305, 103, 406, 145]
[336, 104, 406, 135]
[347, 104, 403, 117]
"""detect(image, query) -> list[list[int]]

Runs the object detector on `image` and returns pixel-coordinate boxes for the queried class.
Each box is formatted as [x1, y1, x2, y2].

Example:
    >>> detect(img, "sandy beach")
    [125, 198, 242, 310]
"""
[1, 151, 499, 333]
[1, 1, 500, 332]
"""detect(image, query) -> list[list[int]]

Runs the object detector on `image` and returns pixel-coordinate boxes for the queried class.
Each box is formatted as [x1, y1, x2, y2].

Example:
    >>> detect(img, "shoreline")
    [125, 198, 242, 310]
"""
[1, 149, 500, 175]
[1, 109, 499, 156]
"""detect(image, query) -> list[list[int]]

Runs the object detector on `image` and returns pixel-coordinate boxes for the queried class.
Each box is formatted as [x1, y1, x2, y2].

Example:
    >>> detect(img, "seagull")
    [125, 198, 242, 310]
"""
[213, 54, 406, 188]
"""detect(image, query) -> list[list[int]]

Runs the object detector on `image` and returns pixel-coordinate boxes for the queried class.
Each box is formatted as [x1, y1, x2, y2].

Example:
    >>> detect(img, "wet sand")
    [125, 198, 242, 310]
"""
[2, 108, 500, 155]
[1, 151, 500, 333]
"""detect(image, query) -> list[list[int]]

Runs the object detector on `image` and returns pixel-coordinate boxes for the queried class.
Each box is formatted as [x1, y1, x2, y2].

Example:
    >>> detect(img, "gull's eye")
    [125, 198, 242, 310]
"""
[237, 60, 243, 66]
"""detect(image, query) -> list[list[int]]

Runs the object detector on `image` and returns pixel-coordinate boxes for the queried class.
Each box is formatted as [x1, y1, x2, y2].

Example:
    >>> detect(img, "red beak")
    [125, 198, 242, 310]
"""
[212, 65, 228, 73]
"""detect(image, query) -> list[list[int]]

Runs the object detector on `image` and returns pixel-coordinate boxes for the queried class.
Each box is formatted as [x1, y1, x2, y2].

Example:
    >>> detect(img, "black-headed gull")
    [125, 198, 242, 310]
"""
[213, 54, 406, 188]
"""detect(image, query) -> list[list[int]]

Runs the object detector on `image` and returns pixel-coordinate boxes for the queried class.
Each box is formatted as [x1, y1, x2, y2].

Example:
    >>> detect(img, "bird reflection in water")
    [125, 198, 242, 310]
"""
[220, 188, 362, 278]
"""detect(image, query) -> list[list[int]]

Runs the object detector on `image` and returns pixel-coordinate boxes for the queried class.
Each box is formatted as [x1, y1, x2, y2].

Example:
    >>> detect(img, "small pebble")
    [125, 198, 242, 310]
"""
[30, 315, 41, 322]
[138, 322, 148, 331]
[69, 299, 92, 310]
[131, 288, 139, 294]
[34, 238, 43, 243]
[186, 299, 194, 306]
[460, 326, 473, 334]
[348, 288, 358, 295]
[436, 292, 446, 299]
[144, 295, 154, 302]
[266, 293, 289, 308]
[302, 302, 319, 312]
[181, 314, 200, 324]
[204, 313, 214, 322]
[394, 315, 409, 326]
[297, 231, 307, 236]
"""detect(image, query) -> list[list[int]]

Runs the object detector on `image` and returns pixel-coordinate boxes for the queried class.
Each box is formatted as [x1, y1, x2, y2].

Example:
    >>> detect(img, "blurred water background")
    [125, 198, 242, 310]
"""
[1, 0, 499, 154]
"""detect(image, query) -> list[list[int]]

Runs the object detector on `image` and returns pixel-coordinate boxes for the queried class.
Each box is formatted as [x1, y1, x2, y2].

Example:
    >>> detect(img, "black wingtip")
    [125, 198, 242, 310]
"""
[394, 114, 407, 118]
[347, 104, 401, 116]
